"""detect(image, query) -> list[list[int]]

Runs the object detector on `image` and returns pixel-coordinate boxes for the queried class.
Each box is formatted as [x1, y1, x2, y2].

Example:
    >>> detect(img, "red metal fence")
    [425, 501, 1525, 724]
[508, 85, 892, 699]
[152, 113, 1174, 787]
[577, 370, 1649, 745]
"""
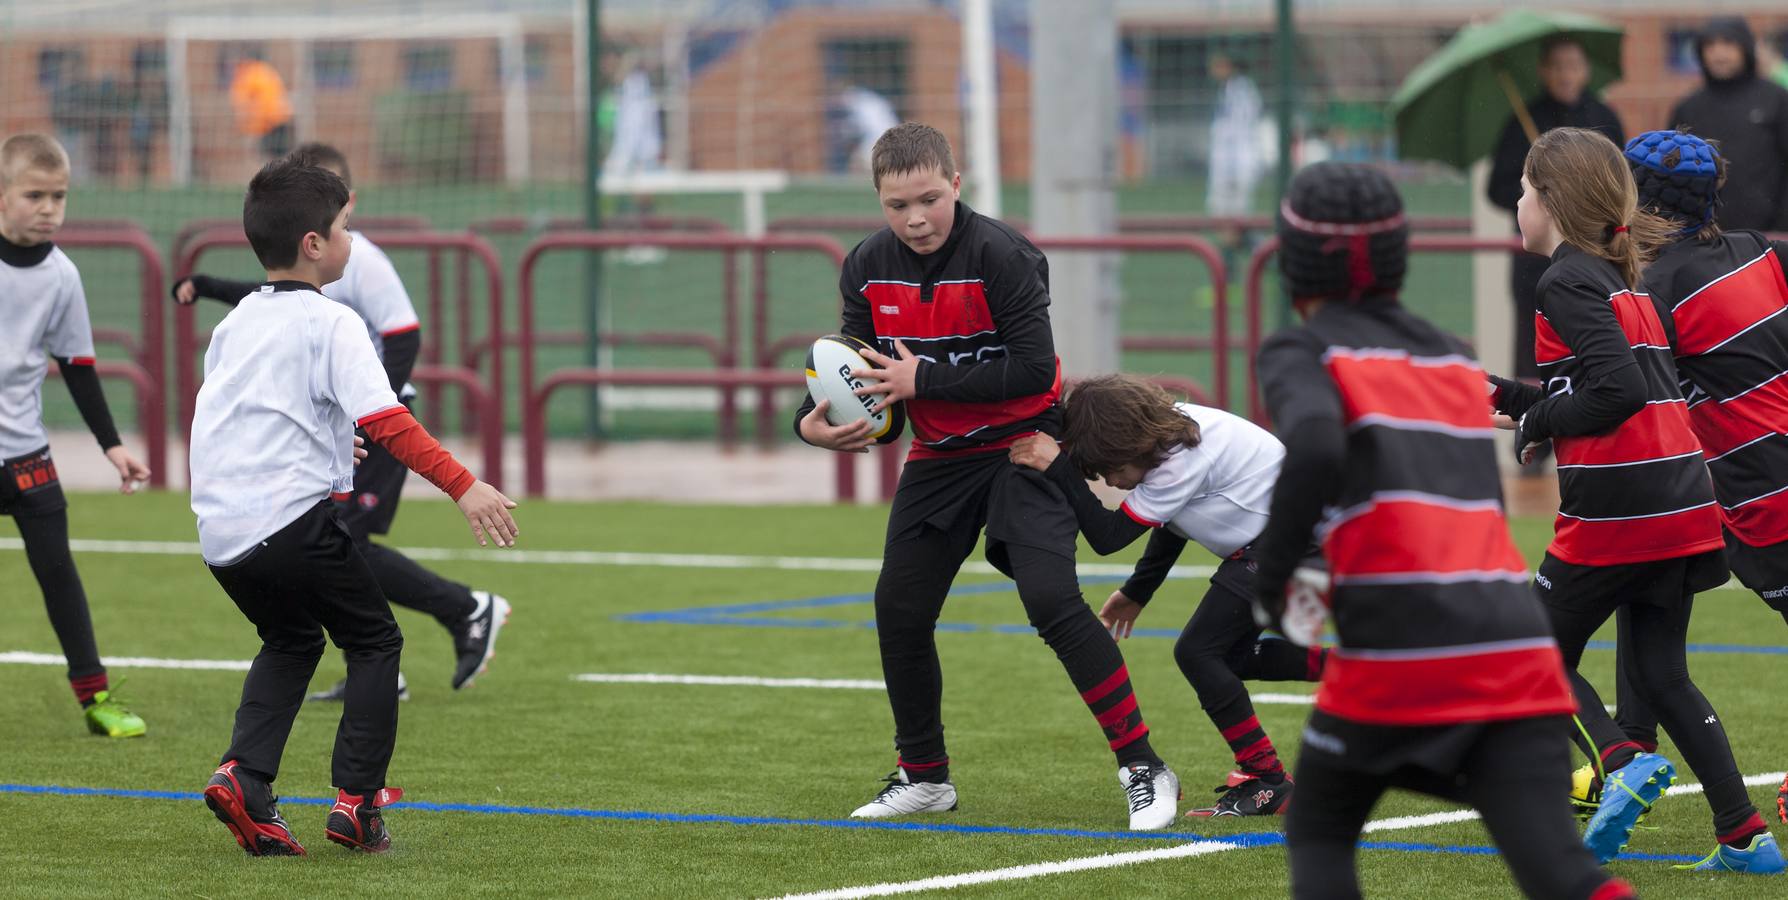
[515, 231, 880, 499]
[172, 228, 508, 489]
[50, 229, 169, 487]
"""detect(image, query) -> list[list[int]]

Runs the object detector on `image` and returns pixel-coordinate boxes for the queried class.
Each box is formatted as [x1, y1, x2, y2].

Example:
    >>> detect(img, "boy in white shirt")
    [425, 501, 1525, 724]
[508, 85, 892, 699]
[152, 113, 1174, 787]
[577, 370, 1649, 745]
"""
[0, 133, 151, 739]
[1009, 374, 1325, 817]
[191, 158, 516, 857]
[176, 143, 508, 700]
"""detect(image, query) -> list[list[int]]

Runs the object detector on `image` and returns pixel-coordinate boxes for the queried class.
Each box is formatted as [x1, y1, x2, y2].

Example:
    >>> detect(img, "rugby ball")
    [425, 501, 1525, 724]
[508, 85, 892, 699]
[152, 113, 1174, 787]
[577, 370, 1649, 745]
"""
[804, 335, 906, 443]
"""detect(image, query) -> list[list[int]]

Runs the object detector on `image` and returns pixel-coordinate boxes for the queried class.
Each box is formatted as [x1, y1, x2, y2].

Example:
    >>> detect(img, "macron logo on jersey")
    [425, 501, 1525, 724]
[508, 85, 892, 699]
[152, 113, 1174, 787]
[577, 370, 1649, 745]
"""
[878, 305, 901, 315]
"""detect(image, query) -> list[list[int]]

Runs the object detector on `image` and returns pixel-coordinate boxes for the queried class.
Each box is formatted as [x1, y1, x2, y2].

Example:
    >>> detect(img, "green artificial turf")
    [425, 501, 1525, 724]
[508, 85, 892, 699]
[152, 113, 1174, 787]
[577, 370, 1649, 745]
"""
[1, 491, 1783, 897]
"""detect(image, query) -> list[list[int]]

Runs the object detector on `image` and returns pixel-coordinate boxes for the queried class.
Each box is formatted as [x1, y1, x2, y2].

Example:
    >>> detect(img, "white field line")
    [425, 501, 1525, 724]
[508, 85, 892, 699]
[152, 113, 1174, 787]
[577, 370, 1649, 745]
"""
[1354, 770, 1788, 835]
[0, 651, 250, 671]
[566, 673, 1321, 704]
[774, 771, 1788, 899]
[769, 841, 1243, 900]
[573, 673, 886, 690]
[0, 537, 1212, 579]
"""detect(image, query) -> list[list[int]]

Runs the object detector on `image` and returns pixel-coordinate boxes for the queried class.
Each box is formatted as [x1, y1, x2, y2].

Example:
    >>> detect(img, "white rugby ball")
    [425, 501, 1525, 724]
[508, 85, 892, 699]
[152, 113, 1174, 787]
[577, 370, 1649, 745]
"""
[804, 334, 906, 443]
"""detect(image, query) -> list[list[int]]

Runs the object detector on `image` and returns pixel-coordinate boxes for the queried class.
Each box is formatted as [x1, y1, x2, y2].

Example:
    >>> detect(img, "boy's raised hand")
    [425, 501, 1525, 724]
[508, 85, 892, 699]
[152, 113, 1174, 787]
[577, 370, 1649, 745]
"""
[172, 278, 198, 305]
[104, 445, 150, 494]
[1007, 433, 1059, 472]
[456, 480, 519, 548]
[799, 399, 875, 453]
[852, 339, 919, 414]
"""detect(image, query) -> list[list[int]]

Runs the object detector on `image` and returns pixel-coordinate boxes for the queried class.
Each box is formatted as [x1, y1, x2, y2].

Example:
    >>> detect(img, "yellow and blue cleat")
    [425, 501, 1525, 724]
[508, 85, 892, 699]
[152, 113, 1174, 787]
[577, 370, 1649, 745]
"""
[1583, 752, 1674, 863]
[1675, 833, 1786, 875]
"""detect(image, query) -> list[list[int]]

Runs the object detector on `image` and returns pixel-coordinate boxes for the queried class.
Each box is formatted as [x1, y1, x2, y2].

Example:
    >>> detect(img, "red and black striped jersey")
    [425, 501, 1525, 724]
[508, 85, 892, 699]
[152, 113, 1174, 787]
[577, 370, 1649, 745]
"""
[796, 203, 1062, 459]
[1513, 245, 1723, 566]
[1643, 233, 1788, 549]
[1254, 299, 1574, 727]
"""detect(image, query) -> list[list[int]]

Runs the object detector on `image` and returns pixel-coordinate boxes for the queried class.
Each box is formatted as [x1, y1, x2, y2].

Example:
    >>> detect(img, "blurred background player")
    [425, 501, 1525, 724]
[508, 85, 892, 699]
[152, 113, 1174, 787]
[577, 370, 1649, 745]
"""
[1254, 162, 1617, 899]
[228, 53, 293, 163]
[1006, 375, 1324, 818]
[1486, 36, 1624, 475]
[795, 122, 1179, 830]
[175, 143, 510, 702]
[0, 133, 150, 739]
[193, 159, 518, 856]
[1668, 18, 1788, 233]
[1487, 127, 1780, 873]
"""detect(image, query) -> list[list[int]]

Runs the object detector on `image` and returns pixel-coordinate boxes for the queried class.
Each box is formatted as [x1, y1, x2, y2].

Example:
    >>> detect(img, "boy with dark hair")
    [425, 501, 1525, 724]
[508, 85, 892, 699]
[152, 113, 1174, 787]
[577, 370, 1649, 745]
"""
[193, 158, 517, 856]
[796, 122, 1179, 829]
[0, 132, 150, 738]
[1007, 374, 1325, 818]
[176, 142, 509, 700]
[1256, 162, 1623, 898]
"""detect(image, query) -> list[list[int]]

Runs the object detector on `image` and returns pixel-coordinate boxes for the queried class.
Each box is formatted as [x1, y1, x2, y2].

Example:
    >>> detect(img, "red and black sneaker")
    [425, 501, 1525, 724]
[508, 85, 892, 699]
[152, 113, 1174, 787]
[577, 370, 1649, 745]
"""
[203, 760, 305, 856]
[326, 787, 404, 853]
[1186, 774, 1292, 818]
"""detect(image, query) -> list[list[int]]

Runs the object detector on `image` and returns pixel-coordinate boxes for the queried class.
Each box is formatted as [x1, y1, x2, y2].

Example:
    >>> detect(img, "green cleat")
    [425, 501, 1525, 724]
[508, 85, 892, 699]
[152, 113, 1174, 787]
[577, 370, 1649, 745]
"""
[84, 680, 146, 738]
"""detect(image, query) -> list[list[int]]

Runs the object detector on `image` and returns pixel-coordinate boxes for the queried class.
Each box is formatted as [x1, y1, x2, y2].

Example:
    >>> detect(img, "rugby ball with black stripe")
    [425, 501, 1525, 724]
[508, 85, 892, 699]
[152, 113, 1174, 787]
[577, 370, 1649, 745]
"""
[804, 335, 906, 443]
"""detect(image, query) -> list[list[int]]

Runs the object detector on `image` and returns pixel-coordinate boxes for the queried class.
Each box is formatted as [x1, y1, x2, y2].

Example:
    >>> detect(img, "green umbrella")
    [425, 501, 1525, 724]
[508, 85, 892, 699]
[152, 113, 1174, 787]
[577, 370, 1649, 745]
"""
[1390, 9, 1624, 169]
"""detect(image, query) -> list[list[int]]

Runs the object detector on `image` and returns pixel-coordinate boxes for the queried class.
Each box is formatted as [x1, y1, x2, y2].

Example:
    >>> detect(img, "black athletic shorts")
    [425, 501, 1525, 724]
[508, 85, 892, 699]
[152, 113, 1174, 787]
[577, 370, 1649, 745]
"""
[1535, 548, 1729, 611]
[335, 428, 409, 541]
[1300, 707, 1571, 792]
[885, 449, 1078, 570]
[1725, 530, 1788, 614]
[0, 445, 68, 518]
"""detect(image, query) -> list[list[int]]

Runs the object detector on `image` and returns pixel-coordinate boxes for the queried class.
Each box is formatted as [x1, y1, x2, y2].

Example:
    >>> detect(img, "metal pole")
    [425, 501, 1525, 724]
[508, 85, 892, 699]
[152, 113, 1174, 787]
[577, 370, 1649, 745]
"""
[1031, 0, 1119, 377]
[583, 0, 605, 438]
[1274, 0, 1296, 327]
[963, 0, 1001, 218]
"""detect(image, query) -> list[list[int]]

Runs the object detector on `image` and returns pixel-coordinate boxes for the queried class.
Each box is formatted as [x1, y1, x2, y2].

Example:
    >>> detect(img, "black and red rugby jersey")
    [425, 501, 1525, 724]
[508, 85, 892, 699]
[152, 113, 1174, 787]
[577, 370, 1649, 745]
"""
[1498, 244, 1723, 566]
[1255, 299, 1573, 727]
[1643, 232, 1788, 549]
[799, 202, 1063, 460]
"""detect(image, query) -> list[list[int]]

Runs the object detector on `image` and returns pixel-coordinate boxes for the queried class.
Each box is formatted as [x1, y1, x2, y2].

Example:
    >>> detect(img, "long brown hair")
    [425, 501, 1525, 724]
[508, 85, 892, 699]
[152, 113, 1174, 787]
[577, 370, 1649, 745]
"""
[1061, 375, 1200, 479]
[1524, 127, 1673, 290]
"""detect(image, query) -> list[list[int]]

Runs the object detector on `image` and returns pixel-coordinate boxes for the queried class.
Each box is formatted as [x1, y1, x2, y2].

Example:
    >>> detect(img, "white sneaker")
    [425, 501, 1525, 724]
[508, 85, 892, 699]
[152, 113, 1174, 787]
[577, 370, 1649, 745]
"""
[1119, 762, 1180, 830]
[849, 769, 958, 818]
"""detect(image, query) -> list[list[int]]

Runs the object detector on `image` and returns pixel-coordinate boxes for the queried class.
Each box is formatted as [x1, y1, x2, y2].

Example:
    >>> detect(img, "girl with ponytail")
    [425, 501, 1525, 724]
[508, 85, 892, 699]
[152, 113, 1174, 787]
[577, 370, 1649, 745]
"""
[1488, 127, 1782, 873]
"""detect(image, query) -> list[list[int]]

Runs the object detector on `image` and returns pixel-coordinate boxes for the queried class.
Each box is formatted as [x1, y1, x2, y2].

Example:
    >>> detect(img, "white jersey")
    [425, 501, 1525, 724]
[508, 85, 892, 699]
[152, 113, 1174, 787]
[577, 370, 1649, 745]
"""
[324, 231, 419, 396]
[189, 283, 402, 564]
[0, 244, 94, 459]
[1118, 402, 1285, 559]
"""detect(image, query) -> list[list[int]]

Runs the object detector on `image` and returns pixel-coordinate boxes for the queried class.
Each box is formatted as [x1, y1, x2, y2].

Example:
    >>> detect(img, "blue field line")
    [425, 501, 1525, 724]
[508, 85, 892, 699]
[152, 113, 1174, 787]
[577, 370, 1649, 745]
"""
[622, 589, 1788, 655]
[0, 783, 1705, 865]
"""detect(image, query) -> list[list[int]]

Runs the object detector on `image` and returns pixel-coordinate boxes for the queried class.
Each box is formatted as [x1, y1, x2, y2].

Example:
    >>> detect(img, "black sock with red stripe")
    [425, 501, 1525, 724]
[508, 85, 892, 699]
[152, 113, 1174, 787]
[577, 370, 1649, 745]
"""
[70, 672, 108, 707]
[1080, 664, 1160, 767]
[1210, 694, 1285, 781]
[1599, 740, 1644, 774]
[1717, 809, 1768, 848]
[897, 755, 951, 785]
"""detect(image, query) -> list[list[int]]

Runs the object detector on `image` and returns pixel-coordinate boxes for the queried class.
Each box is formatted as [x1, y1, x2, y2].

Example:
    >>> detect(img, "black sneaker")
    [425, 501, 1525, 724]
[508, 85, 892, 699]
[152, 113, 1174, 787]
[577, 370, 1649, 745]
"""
[449, 590, 511, 690]
[325, 787, 403, 853]
[203, 760, 305, 856]
[1186, 773, 1292, 818]
[307, 671, 409, 703]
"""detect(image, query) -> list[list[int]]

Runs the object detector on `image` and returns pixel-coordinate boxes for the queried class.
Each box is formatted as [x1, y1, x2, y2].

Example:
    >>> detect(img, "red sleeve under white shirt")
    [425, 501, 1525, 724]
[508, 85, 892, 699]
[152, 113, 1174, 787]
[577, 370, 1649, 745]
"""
[190, 285, 470, 565]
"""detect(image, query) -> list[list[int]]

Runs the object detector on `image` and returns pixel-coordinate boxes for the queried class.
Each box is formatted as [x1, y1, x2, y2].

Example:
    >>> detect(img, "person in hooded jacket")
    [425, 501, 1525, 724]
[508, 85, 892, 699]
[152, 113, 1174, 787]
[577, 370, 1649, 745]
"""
[1669, 17, 1788, 231]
